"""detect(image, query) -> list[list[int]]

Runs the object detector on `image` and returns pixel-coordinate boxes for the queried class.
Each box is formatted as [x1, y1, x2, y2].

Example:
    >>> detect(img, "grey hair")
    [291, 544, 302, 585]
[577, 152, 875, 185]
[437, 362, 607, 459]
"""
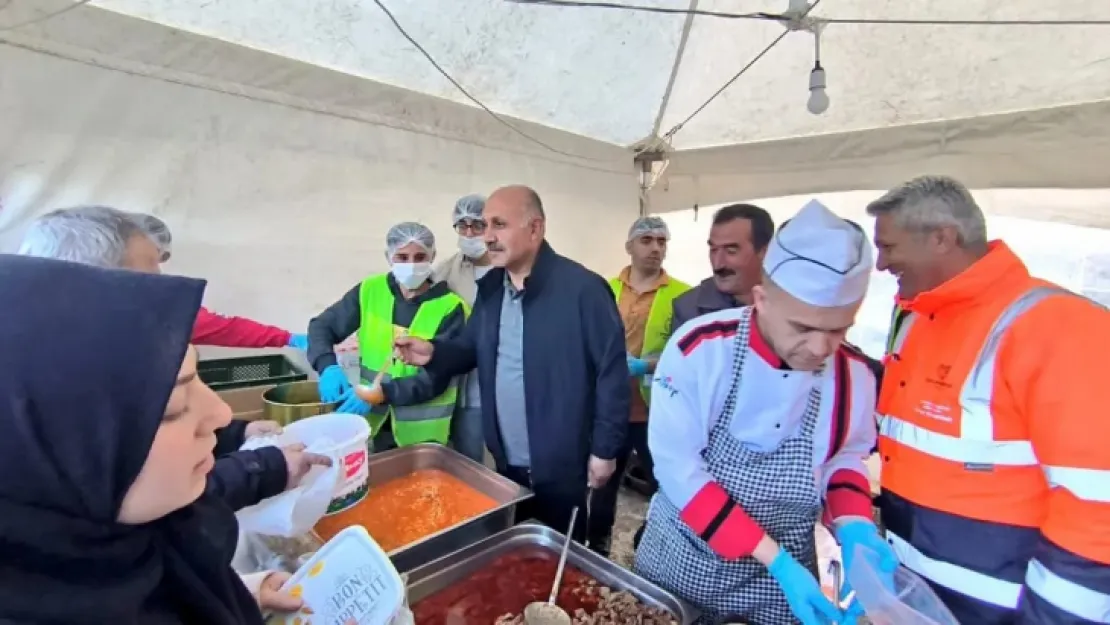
[127, 213, 172, 261]
[17, 206, 149, 269]
[866, 176, 987, 247]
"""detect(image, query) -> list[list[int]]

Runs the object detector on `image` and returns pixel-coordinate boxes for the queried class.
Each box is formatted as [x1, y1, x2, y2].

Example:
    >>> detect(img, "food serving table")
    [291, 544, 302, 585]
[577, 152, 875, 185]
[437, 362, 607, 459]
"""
[402, 522, 699, 625]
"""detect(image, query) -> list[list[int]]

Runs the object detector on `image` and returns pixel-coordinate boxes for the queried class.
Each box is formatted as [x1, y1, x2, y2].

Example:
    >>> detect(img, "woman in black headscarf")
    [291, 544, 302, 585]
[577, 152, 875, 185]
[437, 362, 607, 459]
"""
[0, 254, 299, 624]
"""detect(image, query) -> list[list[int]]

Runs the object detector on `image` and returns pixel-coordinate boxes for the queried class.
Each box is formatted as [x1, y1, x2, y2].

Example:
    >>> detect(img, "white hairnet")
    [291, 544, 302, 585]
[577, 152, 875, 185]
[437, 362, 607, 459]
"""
[386, 221, 436, 256]
[627, 216, 670, 242]
[452, 194, 485, 225]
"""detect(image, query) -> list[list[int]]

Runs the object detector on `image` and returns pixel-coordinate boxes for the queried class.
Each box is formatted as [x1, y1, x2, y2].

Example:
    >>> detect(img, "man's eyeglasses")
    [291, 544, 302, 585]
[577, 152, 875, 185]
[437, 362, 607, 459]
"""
[455, 220, 487, 235]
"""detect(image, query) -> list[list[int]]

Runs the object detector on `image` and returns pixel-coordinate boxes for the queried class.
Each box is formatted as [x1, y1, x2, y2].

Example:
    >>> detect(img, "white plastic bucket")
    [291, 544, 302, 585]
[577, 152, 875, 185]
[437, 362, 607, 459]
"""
[285, 413, 371, 515]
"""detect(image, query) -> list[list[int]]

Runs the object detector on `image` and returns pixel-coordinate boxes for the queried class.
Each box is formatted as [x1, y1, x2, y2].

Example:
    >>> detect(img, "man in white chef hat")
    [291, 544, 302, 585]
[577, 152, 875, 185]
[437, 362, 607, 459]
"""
[634, 200, 888, 625]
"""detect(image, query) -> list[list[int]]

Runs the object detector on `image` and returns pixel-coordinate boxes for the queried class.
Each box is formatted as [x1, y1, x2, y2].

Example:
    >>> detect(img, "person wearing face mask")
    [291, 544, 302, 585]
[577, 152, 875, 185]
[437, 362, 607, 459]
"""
[634, 200, 883, 625]
[307, 222, 467, 452]
[432, 194, 493, 462]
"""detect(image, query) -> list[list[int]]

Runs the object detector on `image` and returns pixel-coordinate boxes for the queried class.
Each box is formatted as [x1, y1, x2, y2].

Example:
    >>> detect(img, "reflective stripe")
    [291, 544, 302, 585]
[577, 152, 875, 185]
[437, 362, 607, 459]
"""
[1026, 559, 1110, 623]
[879, 415, 1037, 465]
[887, 531, 1022, 609]
[394, 403, 454, 422]
[1043, 466, 1110, 503]
[959, 286, 1070, 441]
[882, 286, 1073, 466]
[885, 307, 915, 357]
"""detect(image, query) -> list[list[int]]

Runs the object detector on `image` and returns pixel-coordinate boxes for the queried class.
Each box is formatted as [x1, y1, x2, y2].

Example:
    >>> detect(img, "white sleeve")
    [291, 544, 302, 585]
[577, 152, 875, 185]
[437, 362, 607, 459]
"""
[648, 330, 716, 508]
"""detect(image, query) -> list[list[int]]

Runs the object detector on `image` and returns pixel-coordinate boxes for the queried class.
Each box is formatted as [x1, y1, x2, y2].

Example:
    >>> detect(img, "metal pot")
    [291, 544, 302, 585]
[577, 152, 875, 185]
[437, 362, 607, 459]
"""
[262, 380, 339, 425]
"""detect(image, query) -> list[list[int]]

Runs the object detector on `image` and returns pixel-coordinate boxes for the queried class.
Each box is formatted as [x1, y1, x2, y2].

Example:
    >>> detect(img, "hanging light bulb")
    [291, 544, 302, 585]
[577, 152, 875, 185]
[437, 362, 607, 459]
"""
[807, 63, 829, 115]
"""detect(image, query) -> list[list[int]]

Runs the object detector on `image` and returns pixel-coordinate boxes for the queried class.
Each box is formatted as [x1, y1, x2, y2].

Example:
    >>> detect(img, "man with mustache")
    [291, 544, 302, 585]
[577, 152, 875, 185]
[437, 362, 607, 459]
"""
[635, 200, 881, 625]
[589, 216, 691, 555]
[672, 204, 774, 330]
[390, 185, 629, 543]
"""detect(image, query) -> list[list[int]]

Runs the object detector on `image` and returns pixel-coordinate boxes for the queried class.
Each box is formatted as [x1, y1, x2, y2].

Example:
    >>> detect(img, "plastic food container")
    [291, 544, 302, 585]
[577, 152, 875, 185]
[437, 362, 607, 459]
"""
[847, 544, 960, 625]
[284, 413, 372, 515]
[274, 525, 405, 625]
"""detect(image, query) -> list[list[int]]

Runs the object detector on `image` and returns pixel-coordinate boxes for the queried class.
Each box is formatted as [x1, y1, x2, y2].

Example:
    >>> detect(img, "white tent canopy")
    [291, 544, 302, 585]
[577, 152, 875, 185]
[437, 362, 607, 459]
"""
[7, 0, 1110, 218]
[2, 0, 1110, 335]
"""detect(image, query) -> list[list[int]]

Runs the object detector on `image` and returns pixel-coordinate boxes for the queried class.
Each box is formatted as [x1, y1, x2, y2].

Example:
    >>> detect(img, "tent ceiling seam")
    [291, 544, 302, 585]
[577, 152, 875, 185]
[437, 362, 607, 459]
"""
[0, 37, 633, 176]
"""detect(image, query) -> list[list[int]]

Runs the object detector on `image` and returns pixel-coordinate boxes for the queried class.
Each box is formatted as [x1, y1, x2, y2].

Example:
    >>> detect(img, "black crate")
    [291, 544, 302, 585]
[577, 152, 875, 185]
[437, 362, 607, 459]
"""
[198, 354, 308, 391]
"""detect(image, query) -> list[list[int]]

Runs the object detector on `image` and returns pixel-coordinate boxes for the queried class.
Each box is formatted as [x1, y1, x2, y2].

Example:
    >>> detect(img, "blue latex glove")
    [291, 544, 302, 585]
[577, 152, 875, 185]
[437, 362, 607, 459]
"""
[627, 354, 649, 377]
[766, 549, 842, 625]
[287, 333, 309, 350]
[336, 390, 371, 416]
[318, 365, 352, 403]
[837, 519, 898, 620]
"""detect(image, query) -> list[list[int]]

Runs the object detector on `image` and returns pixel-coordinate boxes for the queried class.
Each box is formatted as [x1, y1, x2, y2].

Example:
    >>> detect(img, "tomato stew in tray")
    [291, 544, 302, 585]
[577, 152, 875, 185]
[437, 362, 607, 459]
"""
[314, 468, 499, 551]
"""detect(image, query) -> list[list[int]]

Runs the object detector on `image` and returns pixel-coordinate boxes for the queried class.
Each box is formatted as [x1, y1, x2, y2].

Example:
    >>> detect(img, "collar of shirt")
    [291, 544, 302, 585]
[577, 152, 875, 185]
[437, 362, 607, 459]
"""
[618, 266, 669, 294]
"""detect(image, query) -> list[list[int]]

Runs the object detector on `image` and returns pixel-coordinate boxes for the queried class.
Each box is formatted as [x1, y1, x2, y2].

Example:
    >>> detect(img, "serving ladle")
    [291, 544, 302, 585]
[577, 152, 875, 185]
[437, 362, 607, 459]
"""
[523, 507, 579, 625]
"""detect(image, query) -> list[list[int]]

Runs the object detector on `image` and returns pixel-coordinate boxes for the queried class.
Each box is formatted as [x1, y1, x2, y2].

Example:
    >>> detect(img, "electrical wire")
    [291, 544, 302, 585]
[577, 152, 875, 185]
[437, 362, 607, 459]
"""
[660, 0, 822, 141]
[0, 0, 93, 32]
[370, 0, 614, 162]
[503, 0, 1110, 26]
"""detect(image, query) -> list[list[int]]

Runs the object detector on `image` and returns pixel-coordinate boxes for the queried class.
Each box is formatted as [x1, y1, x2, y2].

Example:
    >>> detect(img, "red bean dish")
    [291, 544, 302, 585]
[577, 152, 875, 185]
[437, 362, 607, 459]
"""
[412, 547, 677, 625]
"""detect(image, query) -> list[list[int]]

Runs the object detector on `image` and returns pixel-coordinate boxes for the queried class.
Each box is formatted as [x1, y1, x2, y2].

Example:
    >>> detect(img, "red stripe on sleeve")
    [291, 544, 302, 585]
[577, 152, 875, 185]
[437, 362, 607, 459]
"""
[824, 469, 873, 523]
[679, 481, 765, 559]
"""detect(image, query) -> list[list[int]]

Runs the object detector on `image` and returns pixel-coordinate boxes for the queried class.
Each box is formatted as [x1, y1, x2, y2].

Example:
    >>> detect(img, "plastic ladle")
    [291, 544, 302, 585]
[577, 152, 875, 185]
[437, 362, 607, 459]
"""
[523, 507, 579, 625]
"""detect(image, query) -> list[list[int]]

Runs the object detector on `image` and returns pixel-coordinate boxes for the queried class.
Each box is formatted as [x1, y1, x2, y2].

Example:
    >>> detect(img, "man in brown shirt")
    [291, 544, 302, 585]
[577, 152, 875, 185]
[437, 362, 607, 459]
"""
[590, 217, 690, 555]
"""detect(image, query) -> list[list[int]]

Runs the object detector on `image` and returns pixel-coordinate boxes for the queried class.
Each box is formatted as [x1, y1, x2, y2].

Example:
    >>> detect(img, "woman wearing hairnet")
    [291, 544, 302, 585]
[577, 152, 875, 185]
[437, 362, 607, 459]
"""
[431, 194, 492, 462]
[307, 222, 467, 452]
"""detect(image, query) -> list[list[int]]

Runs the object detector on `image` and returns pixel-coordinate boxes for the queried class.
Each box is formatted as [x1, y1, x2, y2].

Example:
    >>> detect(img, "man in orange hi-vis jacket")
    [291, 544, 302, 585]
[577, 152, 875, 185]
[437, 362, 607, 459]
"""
[867, 175, 1110, 625]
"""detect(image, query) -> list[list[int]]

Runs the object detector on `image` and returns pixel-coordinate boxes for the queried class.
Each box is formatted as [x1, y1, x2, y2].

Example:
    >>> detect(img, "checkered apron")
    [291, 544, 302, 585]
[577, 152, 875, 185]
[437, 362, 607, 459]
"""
[634, 308, 823, 625]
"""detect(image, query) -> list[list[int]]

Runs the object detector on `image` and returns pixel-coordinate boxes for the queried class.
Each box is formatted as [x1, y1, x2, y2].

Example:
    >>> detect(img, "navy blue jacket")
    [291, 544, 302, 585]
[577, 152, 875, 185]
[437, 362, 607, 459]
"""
[426, 242, 629, 490]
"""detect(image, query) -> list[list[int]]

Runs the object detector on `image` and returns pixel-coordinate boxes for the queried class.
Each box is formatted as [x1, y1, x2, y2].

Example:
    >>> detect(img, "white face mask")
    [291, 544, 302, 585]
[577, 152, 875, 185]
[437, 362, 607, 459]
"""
[391, 262, 433, 289]
[457, 235, 487, 259]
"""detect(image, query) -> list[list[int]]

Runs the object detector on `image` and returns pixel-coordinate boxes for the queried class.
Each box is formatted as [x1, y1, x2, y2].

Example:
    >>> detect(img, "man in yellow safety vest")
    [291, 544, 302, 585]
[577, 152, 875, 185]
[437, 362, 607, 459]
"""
[589, 216, 690, 555]
[307, 222, 467, 452]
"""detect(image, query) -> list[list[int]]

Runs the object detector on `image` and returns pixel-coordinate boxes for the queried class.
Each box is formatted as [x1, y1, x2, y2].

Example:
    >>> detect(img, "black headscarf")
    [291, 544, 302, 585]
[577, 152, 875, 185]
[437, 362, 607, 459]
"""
[0, 254, 264, 625]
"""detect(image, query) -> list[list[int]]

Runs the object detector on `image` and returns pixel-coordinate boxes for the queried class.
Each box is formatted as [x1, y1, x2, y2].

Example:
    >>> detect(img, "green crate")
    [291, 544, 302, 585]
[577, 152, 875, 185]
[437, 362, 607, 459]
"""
[198, 354, 308, 391]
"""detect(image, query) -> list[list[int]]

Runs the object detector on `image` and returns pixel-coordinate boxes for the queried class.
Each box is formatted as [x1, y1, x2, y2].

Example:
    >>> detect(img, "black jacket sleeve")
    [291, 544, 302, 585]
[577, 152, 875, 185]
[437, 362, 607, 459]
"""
[204, 447, 288, 512]
[383, 304, 467, 405]
[213, 420, 249, 457]
[307, 284, 363, 373]
[581, 274, 630, 460]
[428, 302, 480, 378]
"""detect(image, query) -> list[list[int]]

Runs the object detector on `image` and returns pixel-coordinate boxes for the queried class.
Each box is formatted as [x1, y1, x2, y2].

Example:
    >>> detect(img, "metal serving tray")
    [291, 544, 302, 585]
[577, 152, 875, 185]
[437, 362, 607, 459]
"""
[401, 522, 699, 625]
[369, 443, 533, 571]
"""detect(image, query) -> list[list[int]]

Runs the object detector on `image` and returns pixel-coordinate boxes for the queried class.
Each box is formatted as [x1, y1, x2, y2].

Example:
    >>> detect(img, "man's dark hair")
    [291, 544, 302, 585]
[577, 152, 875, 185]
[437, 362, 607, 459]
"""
[712, 203, 774, 251]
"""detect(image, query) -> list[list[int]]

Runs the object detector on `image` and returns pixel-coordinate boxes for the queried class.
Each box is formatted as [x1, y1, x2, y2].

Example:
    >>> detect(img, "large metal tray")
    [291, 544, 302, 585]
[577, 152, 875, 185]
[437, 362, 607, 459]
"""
[402, 522, 699, 625]
[369, 443, 532, 571]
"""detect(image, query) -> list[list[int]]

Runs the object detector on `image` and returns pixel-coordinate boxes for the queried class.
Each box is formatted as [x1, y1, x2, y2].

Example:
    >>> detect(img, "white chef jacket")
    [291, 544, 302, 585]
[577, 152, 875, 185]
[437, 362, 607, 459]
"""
[649, 307, 879, 512]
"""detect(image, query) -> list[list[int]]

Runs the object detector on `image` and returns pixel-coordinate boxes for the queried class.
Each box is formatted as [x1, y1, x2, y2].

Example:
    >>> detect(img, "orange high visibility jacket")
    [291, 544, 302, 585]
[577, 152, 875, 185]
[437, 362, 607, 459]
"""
[877, 241, 1110, 625]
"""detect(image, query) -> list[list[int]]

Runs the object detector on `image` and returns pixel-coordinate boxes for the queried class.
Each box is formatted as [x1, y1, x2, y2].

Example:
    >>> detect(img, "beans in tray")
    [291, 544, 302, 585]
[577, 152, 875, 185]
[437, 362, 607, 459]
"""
[496, 584, 676, 625]
[412, 547, 677, 625]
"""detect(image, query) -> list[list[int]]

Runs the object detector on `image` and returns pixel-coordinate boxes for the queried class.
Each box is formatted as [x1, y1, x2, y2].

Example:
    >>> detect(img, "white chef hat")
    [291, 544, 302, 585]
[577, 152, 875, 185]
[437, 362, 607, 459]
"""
[762, 199, 872, 307]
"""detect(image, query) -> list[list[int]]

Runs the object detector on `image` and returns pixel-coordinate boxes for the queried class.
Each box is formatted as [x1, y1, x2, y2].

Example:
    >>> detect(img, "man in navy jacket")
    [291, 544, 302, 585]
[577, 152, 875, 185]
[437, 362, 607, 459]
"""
[391, 185, 629, 544]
